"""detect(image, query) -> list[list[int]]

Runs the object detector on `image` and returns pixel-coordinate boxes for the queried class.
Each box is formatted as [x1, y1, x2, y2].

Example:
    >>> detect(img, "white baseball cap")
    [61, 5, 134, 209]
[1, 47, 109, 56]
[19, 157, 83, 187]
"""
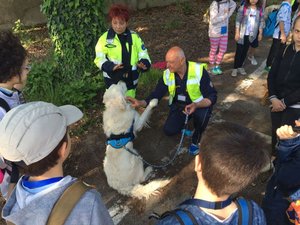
[0, 101, 83, 165]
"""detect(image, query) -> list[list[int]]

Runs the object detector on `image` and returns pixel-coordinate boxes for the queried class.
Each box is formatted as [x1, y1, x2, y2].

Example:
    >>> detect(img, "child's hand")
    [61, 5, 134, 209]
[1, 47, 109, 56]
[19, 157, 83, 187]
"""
[280, 33, 287, 44]
[270, 98, 286, 112]
[235, 33, 240, 42]
[277, 124, 298, 140]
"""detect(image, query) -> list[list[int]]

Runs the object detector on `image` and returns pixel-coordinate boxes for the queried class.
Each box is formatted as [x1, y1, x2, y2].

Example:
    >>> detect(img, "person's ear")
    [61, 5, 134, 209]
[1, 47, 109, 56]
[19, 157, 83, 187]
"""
[194, 154, 202, 173]
[58, 141, 68, 161]
[180, 56, 185, 65]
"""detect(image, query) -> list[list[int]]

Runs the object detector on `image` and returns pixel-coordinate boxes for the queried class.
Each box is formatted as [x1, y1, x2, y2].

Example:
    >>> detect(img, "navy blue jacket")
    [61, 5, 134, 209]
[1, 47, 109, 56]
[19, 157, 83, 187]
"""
[263, 135, 300, 225]
[145, 64, 217, 107]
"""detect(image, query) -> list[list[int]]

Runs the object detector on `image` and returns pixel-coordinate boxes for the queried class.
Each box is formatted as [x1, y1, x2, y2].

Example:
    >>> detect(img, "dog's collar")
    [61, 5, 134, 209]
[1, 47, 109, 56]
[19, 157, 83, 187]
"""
[107, 137, 133, 149]
[106, 121, 135, 149]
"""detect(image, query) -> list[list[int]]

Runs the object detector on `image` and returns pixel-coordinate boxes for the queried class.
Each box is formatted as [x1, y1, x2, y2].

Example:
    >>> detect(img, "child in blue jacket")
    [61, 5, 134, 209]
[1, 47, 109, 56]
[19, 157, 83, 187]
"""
[263, 120, 300, 225]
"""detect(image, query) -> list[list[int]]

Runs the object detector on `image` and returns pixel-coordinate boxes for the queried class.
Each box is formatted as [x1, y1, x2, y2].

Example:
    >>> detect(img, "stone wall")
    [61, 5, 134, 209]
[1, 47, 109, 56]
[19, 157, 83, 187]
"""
[0, 0, 188, 30]
[104, 0, 189, 10]
[0, 0, 47, 30]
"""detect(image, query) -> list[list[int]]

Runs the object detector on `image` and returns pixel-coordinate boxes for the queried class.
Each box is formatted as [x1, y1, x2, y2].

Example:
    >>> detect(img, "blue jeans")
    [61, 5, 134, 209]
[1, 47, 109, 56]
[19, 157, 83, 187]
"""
[163, 104, 212, 144]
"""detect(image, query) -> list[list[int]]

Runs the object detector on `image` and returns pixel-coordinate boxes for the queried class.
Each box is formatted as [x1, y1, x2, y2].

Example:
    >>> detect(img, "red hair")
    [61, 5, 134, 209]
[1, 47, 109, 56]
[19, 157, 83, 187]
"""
[108, 4, 130, 22]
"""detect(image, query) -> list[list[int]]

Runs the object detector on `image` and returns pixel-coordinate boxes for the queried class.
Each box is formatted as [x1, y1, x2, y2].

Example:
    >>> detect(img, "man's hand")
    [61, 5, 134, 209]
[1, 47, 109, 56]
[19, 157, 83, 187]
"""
[126, 96, 146, 108]
[276, 120, 300, 140]
[270, 98, 286, 112]
[184, 103, 197, 115]
[113, 64, 124, 71]
[184, 98, 212, 115]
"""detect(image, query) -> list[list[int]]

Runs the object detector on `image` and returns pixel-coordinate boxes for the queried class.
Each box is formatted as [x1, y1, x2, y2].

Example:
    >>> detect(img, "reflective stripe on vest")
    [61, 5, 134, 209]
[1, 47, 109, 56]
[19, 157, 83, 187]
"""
[102, 31, 140, 66]
[163, 61, 207, 104]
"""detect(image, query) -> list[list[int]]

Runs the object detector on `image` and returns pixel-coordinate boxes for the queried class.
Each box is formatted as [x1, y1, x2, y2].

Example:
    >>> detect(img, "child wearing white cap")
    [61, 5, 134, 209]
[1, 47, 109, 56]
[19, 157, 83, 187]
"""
[0, 101, 113, 225]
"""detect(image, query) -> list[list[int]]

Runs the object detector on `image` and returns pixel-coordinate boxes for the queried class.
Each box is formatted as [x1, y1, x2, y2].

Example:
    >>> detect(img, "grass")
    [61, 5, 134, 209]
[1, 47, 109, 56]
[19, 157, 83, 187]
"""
[138, 68, 162, 98]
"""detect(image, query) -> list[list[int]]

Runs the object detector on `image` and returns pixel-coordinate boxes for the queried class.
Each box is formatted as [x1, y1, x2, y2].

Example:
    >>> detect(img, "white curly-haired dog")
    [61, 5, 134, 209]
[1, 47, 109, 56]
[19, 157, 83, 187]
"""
[103, 82, 169, 199]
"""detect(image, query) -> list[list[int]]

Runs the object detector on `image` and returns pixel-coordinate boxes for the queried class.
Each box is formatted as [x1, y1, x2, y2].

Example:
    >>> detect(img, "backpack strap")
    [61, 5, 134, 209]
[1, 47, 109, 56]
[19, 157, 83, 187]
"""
[157, 208, 198, 225]
[235, 197, 253, 225]
[0, 98, 10, 113]
[46, 180, 92, 225]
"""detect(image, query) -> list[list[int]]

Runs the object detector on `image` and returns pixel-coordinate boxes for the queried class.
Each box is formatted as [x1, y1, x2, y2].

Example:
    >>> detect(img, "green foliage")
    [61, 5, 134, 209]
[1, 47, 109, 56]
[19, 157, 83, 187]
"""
[12, 20, 30, 46]
[41, 0, 106, 79]
[25, 55, 104, 108]
[30, 0, 106, 108]
[138, 69, 162, 98]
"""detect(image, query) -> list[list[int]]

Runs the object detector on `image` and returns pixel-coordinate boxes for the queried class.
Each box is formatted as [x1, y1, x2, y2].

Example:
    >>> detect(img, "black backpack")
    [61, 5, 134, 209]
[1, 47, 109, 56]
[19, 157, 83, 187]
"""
[149, 197, 253, 225]
[0, 98, 10, 112]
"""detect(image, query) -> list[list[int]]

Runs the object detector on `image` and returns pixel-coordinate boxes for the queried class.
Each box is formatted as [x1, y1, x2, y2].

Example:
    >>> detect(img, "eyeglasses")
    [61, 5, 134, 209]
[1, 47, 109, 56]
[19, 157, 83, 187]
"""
[24, 65, 31, 71]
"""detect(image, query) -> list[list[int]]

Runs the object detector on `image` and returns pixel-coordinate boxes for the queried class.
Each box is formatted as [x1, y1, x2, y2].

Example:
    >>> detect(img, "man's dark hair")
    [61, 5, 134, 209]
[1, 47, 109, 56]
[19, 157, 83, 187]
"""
[200, 122, 270, 197]
[0, 31, 27, 83]
[24, 132, 68, 176]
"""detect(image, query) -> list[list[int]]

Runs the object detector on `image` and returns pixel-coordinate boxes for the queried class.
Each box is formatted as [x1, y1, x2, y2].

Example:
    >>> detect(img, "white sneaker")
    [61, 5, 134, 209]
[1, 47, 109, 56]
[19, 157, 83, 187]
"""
[231, 69, 237, 77]
[248, 56, 258, 65]
[237, 67, 247, 75]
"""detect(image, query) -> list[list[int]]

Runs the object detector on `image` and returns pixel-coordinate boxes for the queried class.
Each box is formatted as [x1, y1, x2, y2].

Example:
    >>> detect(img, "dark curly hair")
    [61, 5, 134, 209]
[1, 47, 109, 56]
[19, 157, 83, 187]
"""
[0, 31, 27, 83]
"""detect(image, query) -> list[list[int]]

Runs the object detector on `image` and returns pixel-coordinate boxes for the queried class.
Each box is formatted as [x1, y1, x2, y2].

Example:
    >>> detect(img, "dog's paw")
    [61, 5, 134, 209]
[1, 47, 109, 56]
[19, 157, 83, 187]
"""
[149, 98, 158, 108]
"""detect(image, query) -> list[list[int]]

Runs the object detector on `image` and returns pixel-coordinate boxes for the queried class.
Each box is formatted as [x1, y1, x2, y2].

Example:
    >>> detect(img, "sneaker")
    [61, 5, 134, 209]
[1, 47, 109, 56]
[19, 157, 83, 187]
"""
[215, 65, 223, 75]
[248, 56, 258, 65]
[189, 143, 199, 156]
[264, 66, 271, 72]
[231, 69, 238, 77]
[211, 67, 219, 75]
[237, 67, 247, 75]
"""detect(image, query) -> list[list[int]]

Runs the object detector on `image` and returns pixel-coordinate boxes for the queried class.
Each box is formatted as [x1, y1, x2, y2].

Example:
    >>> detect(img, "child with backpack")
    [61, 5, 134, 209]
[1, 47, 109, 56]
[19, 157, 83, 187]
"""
[232, 0, 264, 77]
[0, 101, 114, 225]
[0, 31, 29, 199]
[152, 122, 270, 225]
[265, 0, 292, 71]
[208, 0, 236, 75]
[262, 120, 300, 225]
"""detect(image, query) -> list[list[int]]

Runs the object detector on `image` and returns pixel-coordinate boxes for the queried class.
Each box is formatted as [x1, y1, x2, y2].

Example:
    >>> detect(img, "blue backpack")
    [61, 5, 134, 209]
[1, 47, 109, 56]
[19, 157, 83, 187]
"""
[263, 2, 290, 37]
[150, 197, 253, 225]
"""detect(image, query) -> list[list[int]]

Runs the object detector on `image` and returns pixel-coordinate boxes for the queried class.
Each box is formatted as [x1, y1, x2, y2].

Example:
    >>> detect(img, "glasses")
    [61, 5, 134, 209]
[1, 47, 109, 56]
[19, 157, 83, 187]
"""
[24, 65, 31, 71]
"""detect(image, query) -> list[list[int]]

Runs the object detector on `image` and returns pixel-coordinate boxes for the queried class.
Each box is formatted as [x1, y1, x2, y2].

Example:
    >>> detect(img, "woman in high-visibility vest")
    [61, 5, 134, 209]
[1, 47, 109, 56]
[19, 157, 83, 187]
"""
[94, 4, 151, 98]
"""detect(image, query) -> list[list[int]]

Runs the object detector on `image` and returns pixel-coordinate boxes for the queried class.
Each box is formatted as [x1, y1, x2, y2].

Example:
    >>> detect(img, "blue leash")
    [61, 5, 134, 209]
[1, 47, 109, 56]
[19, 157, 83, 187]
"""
[123, 113, 190, 169]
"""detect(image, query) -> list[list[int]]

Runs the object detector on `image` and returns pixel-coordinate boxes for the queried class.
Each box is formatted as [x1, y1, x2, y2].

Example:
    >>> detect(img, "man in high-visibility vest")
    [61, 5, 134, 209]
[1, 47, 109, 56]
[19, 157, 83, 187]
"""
[127, 46, 217, 156]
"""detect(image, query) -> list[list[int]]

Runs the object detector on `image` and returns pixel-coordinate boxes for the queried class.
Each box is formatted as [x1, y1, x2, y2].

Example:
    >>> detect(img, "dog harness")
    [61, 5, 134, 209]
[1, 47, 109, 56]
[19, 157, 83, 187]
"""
[106, 122, 135, 149]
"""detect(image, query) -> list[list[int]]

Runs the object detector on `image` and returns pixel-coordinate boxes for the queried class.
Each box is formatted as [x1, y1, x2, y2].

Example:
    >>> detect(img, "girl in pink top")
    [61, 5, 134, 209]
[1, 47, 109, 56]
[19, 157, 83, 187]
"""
[208, 0, 236, 75]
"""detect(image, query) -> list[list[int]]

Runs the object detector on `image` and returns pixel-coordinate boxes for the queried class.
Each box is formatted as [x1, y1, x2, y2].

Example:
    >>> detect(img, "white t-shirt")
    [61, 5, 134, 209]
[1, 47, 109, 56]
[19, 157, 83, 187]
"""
[245, 8, 257, 36]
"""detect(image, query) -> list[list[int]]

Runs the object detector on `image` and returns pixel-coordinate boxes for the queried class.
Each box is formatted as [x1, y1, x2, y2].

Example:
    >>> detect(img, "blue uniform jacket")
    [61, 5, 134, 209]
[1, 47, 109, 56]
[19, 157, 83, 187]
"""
[145, 66, 217, 107]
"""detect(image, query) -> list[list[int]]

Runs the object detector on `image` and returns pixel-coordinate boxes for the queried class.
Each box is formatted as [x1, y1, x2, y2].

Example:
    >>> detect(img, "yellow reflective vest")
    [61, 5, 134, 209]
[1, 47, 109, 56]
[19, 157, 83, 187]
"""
[163, 61, 207, 105]
[94, 29, 151, 79]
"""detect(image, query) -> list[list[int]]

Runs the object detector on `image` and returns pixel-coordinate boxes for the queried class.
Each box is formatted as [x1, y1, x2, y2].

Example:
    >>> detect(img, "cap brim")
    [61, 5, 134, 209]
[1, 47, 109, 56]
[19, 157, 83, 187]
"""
[59, 105, 83, 125]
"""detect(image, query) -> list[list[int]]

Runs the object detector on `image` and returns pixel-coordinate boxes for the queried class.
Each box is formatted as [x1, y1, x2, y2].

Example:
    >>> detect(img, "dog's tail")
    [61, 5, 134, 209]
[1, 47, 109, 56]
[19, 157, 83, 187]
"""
[130, 179, 170, 200]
